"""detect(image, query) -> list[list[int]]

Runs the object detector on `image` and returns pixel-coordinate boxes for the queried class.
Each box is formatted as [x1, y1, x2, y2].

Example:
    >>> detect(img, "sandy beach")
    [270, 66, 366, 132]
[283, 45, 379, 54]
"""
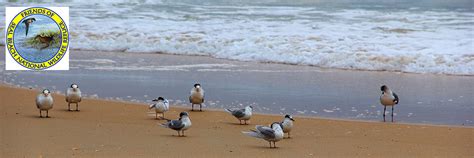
[1, 84, 472, 157]
[1, 0, 473, 157]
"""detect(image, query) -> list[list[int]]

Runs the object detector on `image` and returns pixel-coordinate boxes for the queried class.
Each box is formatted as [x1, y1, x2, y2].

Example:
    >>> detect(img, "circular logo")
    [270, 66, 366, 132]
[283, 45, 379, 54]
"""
[6, 7, 69, 70]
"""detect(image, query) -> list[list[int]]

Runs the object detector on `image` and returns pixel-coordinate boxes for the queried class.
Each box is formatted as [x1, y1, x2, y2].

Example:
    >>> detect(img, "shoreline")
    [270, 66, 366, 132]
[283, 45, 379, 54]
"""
[73, 49, 474, 77]
[2, 82, 473, 129]
[2, 49, 474, 126]
[1, 83, 473, 157]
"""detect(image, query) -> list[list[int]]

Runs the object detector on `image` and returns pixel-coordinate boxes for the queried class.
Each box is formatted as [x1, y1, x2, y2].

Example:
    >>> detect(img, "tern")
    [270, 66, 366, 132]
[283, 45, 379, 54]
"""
[36, 89, 53, 118]
[66, 83, 82, 111]
[189, 83, 204, 111]
[280, 114, 295, 138]
[22, 18, 36, 36]
[242, 122, 284, 148]
[160, 112, 192, 136]
[149, 97, 169, 119]
[225, 106, 253, 125]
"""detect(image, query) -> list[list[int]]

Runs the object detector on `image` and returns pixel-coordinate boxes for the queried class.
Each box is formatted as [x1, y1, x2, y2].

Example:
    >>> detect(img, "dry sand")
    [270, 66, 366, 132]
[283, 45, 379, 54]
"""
[0, 85, 473, 157]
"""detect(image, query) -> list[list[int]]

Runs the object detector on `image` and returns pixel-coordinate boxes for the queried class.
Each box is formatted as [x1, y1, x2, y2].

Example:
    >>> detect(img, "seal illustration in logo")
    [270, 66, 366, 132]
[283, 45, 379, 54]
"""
[6, 7, 69, 70]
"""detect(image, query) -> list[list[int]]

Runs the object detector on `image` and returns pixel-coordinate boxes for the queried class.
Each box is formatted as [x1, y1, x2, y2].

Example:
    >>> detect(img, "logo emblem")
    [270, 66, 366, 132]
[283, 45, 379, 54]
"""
[5, 7, 69, 70]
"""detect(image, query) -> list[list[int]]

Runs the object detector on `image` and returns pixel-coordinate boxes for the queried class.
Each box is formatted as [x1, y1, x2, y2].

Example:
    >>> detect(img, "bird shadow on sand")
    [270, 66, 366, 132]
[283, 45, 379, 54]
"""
[223, 122, 251, 126]
[60, 109, 81, 112]
[145, 117, 168, 121]
[379, 120, 397, 123]
[243, 144, 280, 150]
[25, 114, 54, 119]
[187, 109, 206, 113]
[160, 134, 192, 138]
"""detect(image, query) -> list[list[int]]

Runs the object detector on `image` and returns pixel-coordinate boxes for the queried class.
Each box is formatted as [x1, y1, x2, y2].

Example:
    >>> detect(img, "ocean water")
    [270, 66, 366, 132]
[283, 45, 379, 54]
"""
[1, 0, 473, 75]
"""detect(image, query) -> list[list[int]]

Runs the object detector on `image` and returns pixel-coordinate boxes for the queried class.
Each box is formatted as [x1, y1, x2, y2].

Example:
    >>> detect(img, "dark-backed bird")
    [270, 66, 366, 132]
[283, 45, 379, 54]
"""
[22, 18, 36, 36]
[380, 85, 399, 122]
[242, 122, 284, 148]
[160, 112, 192, 136]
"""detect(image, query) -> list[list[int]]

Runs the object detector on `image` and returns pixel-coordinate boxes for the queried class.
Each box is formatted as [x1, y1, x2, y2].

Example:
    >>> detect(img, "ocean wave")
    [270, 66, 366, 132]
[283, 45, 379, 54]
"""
[1, 2, 473, 75]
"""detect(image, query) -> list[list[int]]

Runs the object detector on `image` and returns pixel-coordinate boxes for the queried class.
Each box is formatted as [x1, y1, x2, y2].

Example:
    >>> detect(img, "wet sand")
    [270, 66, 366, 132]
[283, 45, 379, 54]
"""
[1, 49, 473, 126]
[1, 85, 473, 157]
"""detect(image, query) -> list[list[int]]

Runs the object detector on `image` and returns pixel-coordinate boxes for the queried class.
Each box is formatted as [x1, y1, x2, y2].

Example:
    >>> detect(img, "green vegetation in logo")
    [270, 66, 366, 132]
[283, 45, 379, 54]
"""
[24, 29, 61, 49]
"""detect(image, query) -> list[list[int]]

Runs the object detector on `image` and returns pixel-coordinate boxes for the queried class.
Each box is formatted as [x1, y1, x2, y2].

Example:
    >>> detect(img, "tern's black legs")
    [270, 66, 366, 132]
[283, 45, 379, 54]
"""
[191, 104, 203, 111]
[176, 130, 186, 137]
[268, 141, 277, 148]
[156, 113, 166, 120]
[75, 103, 80, 111]
[38, 110, 50, 118]
[238, 120, 249, 125]
[391, 106, 394, 122]
[383, 106, 387, 122]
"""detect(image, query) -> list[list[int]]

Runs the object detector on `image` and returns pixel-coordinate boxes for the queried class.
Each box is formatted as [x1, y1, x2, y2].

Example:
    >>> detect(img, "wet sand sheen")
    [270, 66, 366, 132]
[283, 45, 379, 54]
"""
[0, 85, 473, 157]
[1, 50, 473, 126]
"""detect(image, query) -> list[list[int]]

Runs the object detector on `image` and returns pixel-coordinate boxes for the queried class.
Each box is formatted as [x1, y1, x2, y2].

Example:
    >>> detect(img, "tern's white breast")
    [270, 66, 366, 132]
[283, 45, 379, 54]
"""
[274, 129, 284, 142]
[241, 109, 252, 120]
[154, 102, 169, 113]
[181, 117, 192, 131]
[281, 119, 293, 133]
[190, 89, 204, 104]
[36, 94, 53, 110]
[66, 88, 82, 103]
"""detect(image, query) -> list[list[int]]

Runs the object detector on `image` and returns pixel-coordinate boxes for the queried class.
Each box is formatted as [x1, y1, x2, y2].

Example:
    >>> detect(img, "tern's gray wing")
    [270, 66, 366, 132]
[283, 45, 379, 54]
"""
[393, 92, 399, 104]
[256, 125, 275, 138]
[168, 120, 185, 130]
[232, 109, 246, 118]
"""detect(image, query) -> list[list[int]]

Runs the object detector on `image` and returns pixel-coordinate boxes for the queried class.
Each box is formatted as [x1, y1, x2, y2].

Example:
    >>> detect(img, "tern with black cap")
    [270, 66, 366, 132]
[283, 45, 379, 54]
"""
[66, 83, 82, 111]
[189, 83, 204, 111]
[149, 97, 169, 119]
[36, 89, 53, 118]
[160, 112, 192, 136]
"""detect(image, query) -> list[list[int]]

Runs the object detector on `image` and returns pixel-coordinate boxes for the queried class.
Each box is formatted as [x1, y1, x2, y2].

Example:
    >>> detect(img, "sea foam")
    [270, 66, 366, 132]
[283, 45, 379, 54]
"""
[1, 1, 472, 75]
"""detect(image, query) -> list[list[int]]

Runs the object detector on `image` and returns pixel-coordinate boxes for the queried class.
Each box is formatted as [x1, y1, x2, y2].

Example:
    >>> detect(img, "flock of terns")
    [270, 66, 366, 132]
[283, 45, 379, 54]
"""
[35, 83, 399, 148]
